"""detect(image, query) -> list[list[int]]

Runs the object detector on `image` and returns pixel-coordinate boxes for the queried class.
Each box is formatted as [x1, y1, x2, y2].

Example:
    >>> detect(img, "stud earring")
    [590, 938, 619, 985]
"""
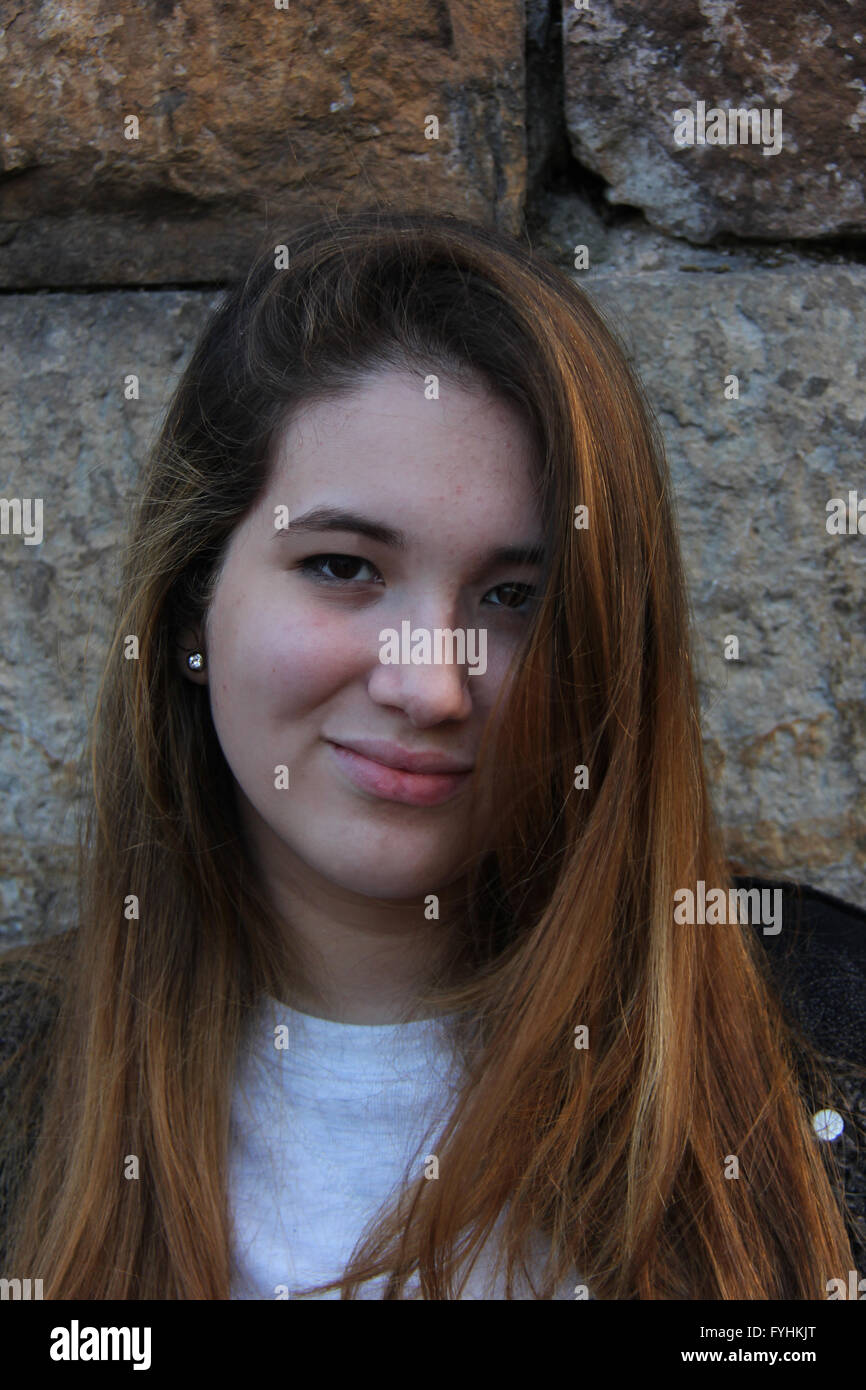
[187, 651, 205, 671]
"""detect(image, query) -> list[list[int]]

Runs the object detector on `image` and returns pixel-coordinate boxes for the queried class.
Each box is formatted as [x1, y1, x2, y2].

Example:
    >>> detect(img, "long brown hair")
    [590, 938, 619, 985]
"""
[1, 208, 857, 1297]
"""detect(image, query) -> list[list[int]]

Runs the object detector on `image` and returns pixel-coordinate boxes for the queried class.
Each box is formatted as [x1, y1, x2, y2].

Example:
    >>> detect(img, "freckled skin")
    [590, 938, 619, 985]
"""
[182, 368, 543, 1020]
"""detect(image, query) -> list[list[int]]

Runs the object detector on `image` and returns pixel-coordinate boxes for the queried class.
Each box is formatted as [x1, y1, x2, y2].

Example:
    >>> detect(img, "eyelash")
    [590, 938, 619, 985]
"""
[298, 553, 538, 613]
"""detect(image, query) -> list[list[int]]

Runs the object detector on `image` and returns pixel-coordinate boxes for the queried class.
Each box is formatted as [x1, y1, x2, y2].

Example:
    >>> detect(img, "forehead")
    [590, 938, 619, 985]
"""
[268, 368, 539, 493]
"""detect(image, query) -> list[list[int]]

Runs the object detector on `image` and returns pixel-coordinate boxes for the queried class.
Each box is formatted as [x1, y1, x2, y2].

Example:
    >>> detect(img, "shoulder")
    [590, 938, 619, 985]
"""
[812, 1050, 866, 1277]
[736, 876, 866, 1268]
[735, 875, 866, 1066]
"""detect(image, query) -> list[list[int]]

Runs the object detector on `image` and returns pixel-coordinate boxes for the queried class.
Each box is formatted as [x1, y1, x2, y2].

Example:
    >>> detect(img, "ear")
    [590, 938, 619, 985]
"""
[176, 624, 208, 685]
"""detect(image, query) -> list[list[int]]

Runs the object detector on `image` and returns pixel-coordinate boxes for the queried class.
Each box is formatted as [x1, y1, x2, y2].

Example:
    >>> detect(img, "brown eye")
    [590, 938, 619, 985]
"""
[488, 583, 536, 612]
[300, 554, 381, 583]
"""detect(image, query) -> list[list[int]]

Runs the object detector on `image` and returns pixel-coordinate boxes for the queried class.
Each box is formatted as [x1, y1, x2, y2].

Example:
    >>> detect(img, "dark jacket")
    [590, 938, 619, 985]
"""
[1, 875, 864, 1288]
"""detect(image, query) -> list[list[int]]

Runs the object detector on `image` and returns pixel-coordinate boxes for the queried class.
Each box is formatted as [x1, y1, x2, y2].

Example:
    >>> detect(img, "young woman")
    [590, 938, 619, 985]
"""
[0, 209, 862, 1299]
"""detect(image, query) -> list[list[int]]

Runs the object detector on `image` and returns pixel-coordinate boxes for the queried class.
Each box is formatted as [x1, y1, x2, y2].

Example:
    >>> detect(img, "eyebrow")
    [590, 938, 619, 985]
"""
[273, 505, 546, 569]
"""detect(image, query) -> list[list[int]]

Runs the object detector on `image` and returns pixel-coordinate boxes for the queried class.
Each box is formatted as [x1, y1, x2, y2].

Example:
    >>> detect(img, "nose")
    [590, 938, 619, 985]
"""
[365, 615, 478, 725]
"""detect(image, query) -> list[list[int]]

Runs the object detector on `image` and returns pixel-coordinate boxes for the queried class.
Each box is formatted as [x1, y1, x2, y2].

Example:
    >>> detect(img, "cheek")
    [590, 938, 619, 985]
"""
[477, 640, 520, 700]
[470, 645, 523, 741]
[260, 624, 357, 714]
[207, 591, 362, 724]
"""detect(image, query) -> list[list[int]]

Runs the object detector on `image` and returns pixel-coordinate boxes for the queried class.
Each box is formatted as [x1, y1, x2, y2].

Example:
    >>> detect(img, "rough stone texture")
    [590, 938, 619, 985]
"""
[583, 262, 866, 904]
[525, 185, 866, 284]
[0, 265, 864, 940]
[0, 0, 526, 286]
[562, 0, 866, 241]
[0, 290, 223, 937]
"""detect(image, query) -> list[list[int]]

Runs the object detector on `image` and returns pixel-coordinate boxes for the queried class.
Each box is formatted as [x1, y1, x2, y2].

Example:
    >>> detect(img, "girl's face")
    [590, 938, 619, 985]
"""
[186, 367, 544, 901]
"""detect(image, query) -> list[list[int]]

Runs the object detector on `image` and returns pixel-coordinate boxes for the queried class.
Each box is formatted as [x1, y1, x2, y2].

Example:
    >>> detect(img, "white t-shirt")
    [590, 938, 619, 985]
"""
[228, 995, 584, 1299]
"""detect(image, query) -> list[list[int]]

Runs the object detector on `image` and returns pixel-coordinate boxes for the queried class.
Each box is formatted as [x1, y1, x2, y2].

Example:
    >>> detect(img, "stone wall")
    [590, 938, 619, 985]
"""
[1, 0, 863, 937]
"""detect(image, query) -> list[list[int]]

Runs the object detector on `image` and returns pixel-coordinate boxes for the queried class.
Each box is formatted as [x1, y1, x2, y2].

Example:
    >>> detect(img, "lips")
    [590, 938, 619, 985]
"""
[325, 739, 474, 806]
[327, 738, 474, 776]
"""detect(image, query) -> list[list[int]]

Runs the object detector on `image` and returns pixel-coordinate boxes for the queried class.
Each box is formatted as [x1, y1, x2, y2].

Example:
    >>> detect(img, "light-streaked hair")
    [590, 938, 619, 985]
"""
[1, 209, 857, 1297]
